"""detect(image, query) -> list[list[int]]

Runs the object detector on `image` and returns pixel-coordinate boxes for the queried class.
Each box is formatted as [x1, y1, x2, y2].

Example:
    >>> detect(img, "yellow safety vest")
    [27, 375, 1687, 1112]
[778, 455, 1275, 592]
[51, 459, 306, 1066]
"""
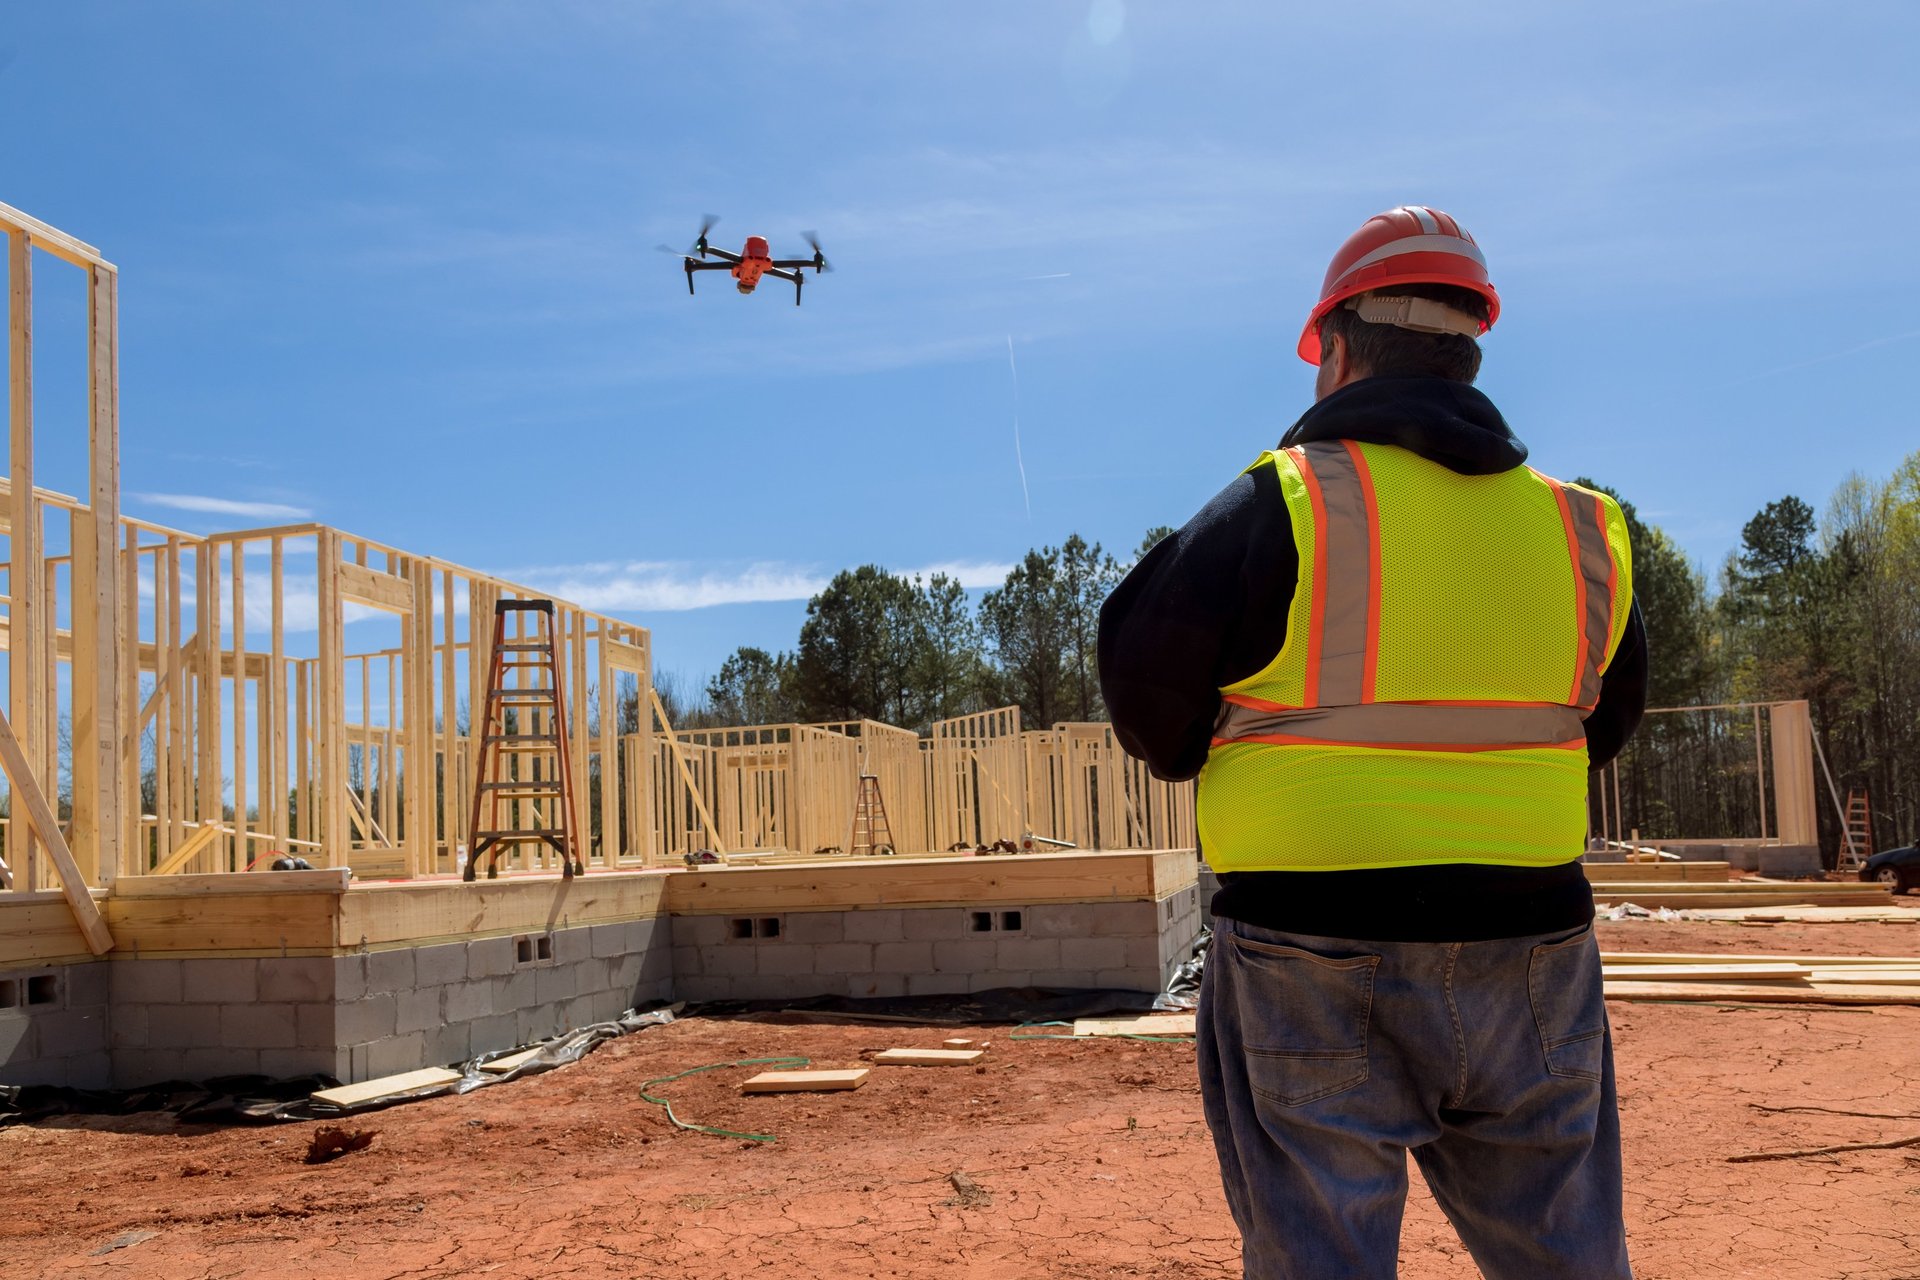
[1197, 439, 1633, 871]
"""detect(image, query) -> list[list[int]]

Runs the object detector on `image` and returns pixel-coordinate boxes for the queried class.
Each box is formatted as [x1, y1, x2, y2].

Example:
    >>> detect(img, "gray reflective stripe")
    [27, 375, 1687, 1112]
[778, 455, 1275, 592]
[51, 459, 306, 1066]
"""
[1410, 206, 1440, 233]
[1215, 700, 1586, 748]
[1299, 441, 1370, 705]
[1342, 233, 1489, 274]
[1564, 489, 1617, 707]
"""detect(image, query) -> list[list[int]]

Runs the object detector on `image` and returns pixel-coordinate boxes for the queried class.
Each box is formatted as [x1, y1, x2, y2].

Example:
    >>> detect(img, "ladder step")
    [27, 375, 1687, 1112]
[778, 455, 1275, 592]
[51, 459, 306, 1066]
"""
[499, 643, 555, 652]
[491, 688, 557, 698]
[481, 781, 562, 792]
[475, 829, 568, 841]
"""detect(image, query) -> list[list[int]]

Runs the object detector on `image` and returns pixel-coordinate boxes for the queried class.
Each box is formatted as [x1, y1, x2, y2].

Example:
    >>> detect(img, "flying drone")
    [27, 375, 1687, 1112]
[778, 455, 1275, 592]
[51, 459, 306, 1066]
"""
[661, 216, 831, 305]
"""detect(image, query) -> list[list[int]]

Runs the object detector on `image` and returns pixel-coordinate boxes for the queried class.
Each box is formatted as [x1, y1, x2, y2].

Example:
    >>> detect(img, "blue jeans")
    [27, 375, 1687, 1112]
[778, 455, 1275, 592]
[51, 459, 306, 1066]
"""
[1198, 918, 1632, 1279]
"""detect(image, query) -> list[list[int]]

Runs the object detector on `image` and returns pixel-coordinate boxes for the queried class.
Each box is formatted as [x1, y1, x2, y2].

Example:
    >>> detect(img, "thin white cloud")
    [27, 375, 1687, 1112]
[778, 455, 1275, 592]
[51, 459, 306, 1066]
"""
[498, 559, 1014, 613]
[134, 493, 314, 520]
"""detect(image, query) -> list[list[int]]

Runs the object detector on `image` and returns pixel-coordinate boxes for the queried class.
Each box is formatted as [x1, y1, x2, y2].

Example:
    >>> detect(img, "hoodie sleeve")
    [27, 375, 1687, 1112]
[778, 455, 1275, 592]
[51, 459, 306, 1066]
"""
[1097, 467, 1301, 782]
[1583, 595, 1647, 769]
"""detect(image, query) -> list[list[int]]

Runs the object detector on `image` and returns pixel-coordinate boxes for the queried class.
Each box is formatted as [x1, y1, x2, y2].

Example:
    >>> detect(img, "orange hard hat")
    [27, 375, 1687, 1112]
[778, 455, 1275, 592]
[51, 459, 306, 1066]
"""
[1298, 205, 1500, 365]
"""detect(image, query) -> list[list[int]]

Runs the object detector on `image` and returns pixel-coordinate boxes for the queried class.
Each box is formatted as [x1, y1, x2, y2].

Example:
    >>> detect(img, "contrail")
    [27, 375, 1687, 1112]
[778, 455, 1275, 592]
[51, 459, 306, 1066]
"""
[1737, 328, 1920, 383]
[1021, 272, 1071, 280]
[1007, 335, 1031, 519]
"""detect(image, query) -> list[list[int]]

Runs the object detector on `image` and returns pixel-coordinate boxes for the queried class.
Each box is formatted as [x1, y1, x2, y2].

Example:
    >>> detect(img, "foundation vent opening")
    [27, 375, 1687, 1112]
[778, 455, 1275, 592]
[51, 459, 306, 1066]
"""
[0, 979, 17, 1009]
[999, 910, 1024, 933]
[516, 936, 535, 964]
[24, 974, 58, 1006]
[537, 935, 554, 961]
[729, 918, 755, 940]
[755, 917, 782, 940]
[969, 911, 994, 933]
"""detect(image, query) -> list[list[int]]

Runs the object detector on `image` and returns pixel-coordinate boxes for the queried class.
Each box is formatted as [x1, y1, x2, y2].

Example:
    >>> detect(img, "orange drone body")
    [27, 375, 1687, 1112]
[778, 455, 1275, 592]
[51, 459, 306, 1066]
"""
[669, 220, 830, 305]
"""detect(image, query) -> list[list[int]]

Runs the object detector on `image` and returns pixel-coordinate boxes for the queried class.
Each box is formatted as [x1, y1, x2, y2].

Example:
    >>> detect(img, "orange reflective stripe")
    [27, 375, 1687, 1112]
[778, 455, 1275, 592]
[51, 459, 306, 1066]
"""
[1214, 699, 1586, 749]
[1288, 446, 1328, 707]
[1300, 441, 1371, 706]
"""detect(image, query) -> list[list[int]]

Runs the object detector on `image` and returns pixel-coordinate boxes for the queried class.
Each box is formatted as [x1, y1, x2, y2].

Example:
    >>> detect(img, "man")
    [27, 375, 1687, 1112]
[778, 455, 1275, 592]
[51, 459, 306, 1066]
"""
[1098, 205, 1645, 1279]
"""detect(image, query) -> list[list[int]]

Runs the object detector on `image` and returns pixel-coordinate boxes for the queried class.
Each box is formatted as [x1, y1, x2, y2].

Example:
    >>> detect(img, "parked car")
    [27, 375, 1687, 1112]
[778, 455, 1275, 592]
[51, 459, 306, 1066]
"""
[1858, 845, 1919, 895]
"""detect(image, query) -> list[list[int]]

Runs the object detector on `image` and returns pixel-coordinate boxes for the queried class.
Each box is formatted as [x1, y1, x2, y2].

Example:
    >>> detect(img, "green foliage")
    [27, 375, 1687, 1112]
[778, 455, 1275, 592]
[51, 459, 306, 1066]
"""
[979, 534, 1122, 727]
[706, 647, 798, 725]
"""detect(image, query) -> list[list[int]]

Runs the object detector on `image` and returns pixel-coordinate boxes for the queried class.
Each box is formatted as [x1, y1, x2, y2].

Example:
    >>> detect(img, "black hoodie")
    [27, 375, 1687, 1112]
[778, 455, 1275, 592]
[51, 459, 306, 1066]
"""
[1097, 376, 1647, 942]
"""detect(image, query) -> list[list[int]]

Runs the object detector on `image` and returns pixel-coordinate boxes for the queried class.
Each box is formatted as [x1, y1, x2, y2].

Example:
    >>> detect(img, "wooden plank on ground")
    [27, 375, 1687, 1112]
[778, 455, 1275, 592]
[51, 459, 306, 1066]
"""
[311, 1067, 461, 1109]
[1604, 981, 1920, 1005]
[478, 1047, 543, 1075]
[1597, 963, 1811, 982]
[742, 1068, 870, 1093]
[1073, 1013, 1197, 1038]
[1602, 952, 1920, 966]
[873, 1048, 985, 1066]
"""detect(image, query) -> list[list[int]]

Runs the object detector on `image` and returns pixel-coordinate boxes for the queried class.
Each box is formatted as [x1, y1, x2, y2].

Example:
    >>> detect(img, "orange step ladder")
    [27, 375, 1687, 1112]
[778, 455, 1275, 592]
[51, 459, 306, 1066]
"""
[464, 599, 581, 880]
[1841, 788, 1874, 869]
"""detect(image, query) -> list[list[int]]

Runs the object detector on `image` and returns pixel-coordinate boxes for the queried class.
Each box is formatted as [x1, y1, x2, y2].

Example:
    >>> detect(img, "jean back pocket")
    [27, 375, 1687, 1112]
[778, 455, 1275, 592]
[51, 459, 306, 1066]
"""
[1528, 927, 1606, 1081]
[1226, 930, 1379, 1107]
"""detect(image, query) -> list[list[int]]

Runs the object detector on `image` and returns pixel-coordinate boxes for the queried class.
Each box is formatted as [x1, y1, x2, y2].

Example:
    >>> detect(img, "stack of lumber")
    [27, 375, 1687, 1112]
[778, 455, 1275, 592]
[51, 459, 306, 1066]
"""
[1588, 873, 1897, 912]
[1602, 952, 1920, 1004]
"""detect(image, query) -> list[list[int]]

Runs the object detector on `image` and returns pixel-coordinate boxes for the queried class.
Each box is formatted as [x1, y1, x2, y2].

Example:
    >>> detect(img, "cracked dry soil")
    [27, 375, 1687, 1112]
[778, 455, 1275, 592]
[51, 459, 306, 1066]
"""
[7, 917, 1920, 1279]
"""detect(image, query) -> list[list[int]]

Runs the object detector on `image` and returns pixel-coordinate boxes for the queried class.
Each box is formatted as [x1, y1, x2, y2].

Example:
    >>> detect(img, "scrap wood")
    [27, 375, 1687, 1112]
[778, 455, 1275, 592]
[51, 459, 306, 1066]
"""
[1072, 1013, 1197, 1038]
[311, 1067, 461, 1111]
[478, 1046, 544, 1075]
[1598, 963, 1812, 982]
[1604, 980, 1920, 1005]
[873, 1048, 984, 1066]
[1728, 1133, 1920, 1163]
[741, 1068, 869, 1093]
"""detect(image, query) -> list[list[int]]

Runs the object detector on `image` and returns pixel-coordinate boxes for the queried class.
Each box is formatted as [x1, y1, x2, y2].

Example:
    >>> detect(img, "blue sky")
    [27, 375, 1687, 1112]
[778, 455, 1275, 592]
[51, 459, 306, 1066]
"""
[5, 2, 1917, 691]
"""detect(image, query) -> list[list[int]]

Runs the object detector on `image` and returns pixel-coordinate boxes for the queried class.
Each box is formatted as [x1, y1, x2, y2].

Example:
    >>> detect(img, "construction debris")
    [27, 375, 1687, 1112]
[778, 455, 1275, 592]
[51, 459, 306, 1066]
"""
[873, 1048, 985, 1066]
[304, 1126, 376, 1164]
[741, 1068, 869, 1093]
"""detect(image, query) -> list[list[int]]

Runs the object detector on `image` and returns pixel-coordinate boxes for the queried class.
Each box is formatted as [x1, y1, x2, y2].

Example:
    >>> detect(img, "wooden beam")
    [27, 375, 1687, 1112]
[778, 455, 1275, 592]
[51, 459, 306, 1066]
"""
[0, 707, 114, 953]
[338, 560, 414, 614]
[149, 820, 224, 876]
[8, 227, 42, 889]
[652, 685, 726, 859]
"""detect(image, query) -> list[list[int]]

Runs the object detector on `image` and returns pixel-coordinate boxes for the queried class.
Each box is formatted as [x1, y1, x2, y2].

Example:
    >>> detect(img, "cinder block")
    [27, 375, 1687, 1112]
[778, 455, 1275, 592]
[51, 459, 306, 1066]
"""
[757, 945, 815, 977]
[35, 1010, 106, 1058]
[149, 1004, 222, 1049]
[874, 941, 934, 973]
[63, 963, 110, 1008]
[781, 912, 844, 945]
[258, 957, 334, 1003]
[898, 909, 964, 942]
[53, 1056, 112, 1091]
[366, 948, 415, 992]
[997, 938, 1061, 970]
[183, 1046, 258, 1081]
[628, 920, 660, 954]
[260, 1048, 341, 1081]
[109, 1004, 149, 1049]
[336, 993, 398, 1044]
[589, 923, 629, 959]
[333, 956, 370, 1003]
[445, 980, 493, 1025]
[1723, 845, 1761, 871]
[1758, 844, 1823, 878]
[562, 994, 600, 1030]
[415, 942, 469, 987]
[814, 943, 875, 975]
[112, 1048, 186, 1088]
[845, 909, 906, 943]
[850, 974, 908, 999]
[0, 1014, 33, 1061]
[295, 1003, 337, 1046]
[468, 937, 516, 980]
[638, 946, 672, 984]
[906, 972, 968, 996]
[590, 988, 629, 1025]
[1029, 970, 1099, 990]
[517, 1005, 562, 1044]
[931, 938, 998, 973]
[675, 976, 730, 1003]
[703, 945, 757, 979]
[552, 927, 591, 964]
[365, 1033, 428, 1079]
[737, 974, 819, 1001]
[1091, 903, 1157, 937]
[397, 987, 446, 1034]
[113, 958, 183, 1005]
[1125, 936, 1162, 971]
[1025, 904, 1094, 939]
[1061, 937, 1128, 972]
[423, 1020, 472, 1068]
[671, 946, 704, 977]
[492, 969, 536, 1011]
[468, 1013, 519, 1058]
[182, 958, 259, 1005]
[534, 964, 578, 1005]
[219, 1003, 298, 1049]
[672, 915, 729, 947]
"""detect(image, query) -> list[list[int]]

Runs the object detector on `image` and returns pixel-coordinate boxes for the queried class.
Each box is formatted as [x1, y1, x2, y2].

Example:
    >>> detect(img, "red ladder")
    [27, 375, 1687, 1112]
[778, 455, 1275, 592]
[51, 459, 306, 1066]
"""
[464, 600, 581, 880]
[1841, 788, 1874, 869]
[848, 774, 896, 857]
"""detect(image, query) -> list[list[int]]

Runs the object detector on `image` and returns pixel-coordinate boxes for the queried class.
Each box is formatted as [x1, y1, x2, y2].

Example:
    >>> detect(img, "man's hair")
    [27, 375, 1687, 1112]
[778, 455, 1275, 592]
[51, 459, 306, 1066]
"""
[1316, 283, 1489, 383]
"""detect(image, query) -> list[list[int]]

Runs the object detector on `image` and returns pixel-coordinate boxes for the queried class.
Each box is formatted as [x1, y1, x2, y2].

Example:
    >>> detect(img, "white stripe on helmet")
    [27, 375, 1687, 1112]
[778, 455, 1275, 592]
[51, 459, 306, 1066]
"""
[1341, 232, 1488, 276]
[1409, 207, 1439, 233]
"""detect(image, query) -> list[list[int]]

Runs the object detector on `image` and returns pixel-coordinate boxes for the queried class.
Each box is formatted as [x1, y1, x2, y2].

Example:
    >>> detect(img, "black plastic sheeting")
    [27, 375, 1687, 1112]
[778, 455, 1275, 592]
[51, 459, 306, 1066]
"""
[0, 956, 1216, 1128]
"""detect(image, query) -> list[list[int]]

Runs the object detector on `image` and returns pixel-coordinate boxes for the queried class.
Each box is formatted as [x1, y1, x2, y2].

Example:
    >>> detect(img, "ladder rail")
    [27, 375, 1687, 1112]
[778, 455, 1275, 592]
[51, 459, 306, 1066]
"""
[463, 600, 582, 881]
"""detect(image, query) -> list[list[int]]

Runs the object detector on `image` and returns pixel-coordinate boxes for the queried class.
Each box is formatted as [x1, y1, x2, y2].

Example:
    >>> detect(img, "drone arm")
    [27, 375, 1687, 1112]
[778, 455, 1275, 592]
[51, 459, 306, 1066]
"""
[699, 245, 742, 264]
[770, 258, 821, 271]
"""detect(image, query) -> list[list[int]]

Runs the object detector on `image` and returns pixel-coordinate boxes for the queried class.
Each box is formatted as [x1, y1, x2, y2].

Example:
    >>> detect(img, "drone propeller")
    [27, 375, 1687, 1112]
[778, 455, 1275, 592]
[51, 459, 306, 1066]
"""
[693, 213, 720, 254]
[799, 230, 832, 272]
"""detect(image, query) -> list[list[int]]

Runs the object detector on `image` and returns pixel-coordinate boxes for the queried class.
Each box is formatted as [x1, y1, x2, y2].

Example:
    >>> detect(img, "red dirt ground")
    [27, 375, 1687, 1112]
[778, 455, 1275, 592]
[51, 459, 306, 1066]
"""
[9, 914, 1920, 1280]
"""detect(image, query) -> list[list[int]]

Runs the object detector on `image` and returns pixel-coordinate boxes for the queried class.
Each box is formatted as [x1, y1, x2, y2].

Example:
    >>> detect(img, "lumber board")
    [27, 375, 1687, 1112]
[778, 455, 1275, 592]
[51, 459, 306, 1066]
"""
[337, 560, 414, 614]
[1597, 963, 1812, 982]
[312, 1067, 461, 1109]
[1593, 891, 1898, 910]
[742, 1068, 869, 1093]
[873, 1048, 985, 1066]
[478, 1047, 544, 1075]
[336, 870, 667, 947]
[101, 888, 338, 953]
[1601, 952, 1920, 966]
[113, 868, 350, 897]
[1605, 980, 1920, 1005]
[1584, 862, 1731, 883]
[666, 850, 1186, 915]
[0, 707, 114, 953]
[1674, 904, 1916, 922]
[0, 893, 103, 965]
[1073, 1013, 1197, 1037]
